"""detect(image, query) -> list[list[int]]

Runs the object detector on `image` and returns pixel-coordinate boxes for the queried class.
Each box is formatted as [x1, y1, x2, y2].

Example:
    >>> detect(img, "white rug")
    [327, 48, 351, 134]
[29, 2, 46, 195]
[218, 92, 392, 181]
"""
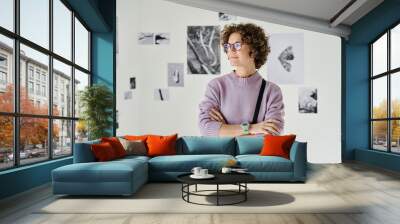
[38, 183, 362, 214]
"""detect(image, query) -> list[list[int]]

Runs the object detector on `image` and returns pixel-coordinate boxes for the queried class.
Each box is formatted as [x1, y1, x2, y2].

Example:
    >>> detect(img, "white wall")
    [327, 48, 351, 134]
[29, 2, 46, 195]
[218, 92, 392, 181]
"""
[116, 0, 342, 163]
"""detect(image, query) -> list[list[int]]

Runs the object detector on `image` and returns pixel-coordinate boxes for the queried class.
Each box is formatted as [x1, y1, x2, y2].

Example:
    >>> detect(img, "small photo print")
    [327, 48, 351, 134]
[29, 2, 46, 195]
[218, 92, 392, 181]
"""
[154, 88, 169, 101]
[124, 91, 132, 100]
[155, 33, 170, 45]
[138, 32, 154, 44]
[218, 12, 237, 21]
[168, 63, 184, 87]
[129, 77, 136, 89]
[298, 87, 317, 113]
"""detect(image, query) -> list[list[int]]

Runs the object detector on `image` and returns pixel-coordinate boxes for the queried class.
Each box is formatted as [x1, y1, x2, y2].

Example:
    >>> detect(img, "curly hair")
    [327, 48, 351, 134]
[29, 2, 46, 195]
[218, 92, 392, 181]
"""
[221, 23, 270, 69]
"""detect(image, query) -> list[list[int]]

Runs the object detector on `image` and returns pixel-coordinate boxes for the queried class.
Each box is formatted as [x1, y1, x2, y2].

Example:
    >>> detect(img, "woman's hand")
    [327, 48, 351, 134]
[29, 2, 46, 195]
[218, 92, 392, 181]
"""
[209, 107, 227, 124]
[249, 119, 280, 135]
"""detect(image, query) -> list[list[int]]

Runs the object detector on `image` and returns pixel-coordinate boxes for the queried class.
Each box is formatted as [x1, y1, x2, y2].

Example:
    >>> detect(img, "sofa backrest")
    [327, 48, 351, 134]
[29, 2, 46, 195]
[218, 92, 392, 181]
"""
[176, 136, 236, 155]
[73, 139, 100, 163]
[235, 136, 264, 155]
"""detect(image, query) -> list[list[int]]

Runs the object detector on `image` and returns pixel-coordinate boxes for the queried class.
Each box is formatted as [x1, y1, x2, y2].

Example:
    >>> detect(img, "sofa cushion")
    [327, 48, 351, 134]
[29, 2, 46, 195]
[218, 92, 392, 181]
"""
[118, 138, 147, 156]
[260, 134, 296, 159]
[91, 142, 118, 161]
[148, 154, 235, 172]
[236, 155, 293, 172]
[52, 159, 147, 183]
[177, 136, 236, 155]
[147, 134, 178, 157]
[235, 136, 264, 155]
[101, 137, 127, 158]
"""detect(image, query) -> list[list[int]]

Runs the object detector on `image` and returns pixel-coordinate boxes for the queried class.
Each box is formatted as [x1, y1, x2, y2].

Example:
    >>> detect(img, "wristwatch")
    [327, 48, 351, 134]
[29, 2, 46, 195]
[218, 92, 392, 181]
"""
[240, 122, 250, 135]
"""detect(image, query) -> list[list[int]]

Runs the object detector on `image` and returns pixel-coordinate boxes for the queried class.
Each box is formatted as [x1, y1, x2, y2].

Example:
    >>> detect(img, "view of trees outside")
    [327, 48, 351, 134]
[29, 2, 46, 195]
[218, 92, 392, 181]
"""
[0, 85, 63, 168]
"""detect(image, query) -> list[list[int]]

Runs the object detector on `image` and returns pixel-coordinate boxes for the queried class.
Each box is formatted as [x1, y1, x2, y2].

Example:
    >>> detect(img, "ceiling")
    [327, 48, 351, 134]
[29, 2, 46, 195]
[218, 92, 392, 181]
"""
[164, 0, 384, 38]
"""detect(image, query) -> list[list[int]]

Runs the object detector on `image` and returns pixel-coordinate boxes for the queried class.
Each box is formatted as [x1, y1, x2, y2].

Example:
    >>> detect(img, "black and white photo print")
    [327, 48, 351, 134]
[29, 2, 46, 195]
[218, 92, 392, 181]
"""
[138, 32, 154, 45]
[168, 63, 184, 87]
[154, 88, 169, 101]
[267, 33, 304, 84]
[298, 87, 317, 113]
[187, 26, 220, 74]
[218, 12, 237, 21]
[155, 33, 170, 45]
[124, 91, 132, 100]
[129, 77, 136, 89]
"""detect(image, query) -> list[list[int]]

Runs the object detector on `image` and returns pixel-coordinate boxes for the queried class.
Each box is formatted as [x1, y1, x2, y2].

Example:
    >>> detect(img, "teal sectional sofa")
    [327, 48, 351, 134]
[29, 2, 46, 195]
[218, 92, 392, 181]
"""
[52, 136, 307, 196]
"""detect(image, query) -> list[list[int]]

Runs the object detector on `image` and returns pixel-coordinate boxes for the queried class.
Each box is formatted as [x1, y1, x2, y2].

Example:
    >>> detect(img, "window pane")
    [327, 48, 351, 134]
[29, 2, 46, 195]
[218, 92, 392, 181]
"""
[75, 18, 89, 70]
[391, 24, 400, 70]
[0, 0, 14, 31]
[20, 117, 49, 165]
[75, 120, 88, 143]
[53, 119, 72, 157]
[74, 69, 89, 118]
[372, 121, 388, 151]
[0, 116, 13, 170]
[391, 72, 400, 118]
[372, 33, 387, 76]
[20, 0, 49, 49]
[53, 59, 72, 117]
[20, 44, 49, 115]
[53, 0, 72, 60]
[0, 34, 14, 112]
[391, 120, 400, 153]
[372, 77, 387, 119]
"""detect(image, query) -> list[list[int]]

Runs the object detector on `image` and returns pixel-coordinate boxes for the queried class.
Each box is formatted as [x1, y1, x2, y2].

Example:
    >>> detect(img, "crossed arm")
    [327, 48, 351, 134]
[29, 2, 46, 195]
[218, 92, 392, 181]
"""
[208, 107, 281, 137]
[198, 81, 284, 137]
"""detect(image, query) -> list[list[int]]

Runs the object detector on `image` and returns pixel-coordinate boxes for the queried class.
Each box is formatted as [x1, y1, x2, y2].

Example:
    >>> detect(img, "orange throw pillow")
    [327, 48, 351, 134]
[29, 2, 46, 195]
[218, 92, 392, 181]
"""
[146, 134, 178, 157]
[101, 137, 127, 158]
[260, 134, 296, 159]
[91, 142, 117, 161]
[124, 135, 149, 141]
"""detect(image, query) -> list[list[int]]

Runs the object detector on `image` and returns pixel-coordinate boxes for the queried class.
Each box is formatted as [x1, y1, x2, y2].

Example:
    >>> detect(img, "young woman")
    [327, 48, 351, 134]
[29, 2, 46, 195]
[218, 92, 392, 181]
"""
[198, 23, 284, 137]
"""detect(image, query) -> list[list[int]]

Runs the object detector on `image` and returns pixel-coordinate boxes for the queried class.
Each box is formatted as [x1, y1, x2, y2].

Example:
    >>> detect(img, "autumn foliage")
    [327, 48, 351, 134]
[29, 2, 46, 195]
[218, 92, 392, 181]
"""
[0, 84, 59, 150]
[372, 99, 400, 141]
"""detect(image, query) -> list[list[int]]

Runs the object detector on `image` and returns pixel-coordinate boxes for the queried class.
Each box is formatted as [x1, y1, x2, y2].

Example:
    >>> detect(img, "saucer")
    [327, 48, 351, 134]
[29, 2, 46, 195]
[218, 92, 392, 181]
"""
[190, 174, 215, 179]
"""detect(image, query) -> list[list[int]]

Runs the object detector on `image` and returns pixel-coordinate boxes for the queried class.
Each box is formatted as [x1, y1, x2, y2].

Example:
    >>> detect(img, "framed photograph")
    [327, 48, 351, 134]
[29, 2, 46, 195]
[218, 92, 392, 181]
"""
[298, 87, 317, 113]
[154, 88, 169, 101]
[138, 32, 154, 45]
[267, 33, 304, 84]
[168, 63, 184, 87]
[129, 77, 136, 89]
[187, 26, 220, 74]
[218, 12, 237, 21]
[124, 91, 132, 100]
[155, 33, 170, 45]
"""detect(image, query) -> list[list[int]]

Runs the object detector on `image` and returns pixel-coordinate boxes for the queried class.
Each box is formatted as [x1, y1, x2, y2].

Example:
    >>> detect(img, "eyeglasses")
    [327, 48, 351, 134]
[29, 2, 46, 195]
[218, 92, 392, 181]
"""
[223, 42, 243, 53]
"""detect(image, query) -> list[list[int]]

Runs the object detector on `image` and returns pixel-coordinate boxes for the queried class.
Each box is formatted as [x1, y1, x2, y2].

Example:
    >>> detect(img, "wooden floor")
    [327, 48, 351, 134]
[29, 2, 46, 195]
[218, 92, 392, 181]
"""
[1, 162, 400, 224]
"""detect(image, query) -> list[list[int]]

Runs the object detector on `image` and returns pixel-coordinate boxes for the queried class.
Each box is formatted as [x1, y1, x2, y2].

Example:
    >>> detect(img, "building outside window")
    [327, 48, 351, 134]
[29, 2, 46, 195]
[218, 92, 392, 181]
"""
[0, 0, 91, 170]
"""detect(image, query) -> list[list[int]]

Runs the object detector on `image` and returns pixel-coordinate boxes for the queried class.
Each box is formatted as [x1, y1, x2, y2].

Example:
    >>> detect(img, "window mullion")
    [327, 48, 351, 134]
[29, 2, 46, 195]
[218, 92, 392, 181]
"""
[49, 0, 54, 160]
[71, 10, 76, 154]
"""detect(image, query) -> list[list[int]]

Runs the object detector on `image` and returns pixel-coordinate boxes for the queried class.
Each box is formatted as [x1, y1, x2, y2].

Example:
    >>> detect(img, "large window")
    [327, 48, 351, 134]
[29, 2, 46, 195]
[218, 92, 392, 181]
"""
[0, 0, 91, 171]
[371, 23, 400, 154]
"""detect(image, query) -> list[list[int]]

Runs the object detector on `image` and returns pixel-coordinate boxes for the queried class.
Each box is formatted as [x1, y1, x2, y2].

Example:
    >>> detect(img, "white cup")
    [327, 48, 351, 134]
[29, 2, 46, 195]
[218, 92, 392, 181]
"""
[221, 167, 232, 174]
[191, 167, 202, 176]
[200, 169, 208, 176]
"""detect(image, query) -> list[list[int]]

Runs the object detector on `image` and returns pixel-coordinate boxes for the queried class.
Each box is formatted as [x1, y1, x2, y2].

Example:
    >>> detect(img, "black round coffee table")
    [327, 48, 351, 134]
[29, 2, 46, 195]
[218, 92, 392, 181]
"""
[177, 173, 255, 206]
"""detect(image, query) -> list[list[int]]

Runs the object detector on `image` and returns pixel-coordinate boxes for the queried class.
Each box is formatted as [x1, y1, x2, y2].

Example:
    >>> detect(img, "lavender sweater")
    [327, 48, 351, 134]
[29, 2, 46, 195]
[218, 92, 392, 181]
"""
[198, 71, 285, 136]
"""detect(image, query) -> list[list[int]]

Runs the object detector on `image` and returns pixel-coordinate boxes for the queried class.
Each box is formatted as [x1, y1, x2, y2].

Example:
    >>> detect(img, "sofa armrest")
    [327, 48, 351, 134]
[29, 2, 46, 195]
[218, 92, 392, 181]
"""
[289, 141, 307, 181]
[73, 140, 100, 163]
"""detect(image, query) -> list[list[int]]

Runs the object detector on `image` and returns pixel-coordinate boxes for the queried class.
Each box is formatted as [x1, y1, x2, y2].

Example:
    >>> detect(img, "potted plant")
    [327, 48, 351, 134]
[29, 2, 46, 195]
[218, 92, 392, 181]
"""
[79, 84, 113, 140]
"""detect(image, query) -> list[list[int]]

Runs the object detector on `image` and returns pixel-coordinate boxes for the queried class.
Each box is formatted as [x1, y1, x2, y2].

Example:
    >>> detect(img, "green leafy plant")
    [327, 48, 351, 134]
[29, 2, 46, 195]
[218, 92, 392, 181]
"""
[79, 84, 113, 140]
